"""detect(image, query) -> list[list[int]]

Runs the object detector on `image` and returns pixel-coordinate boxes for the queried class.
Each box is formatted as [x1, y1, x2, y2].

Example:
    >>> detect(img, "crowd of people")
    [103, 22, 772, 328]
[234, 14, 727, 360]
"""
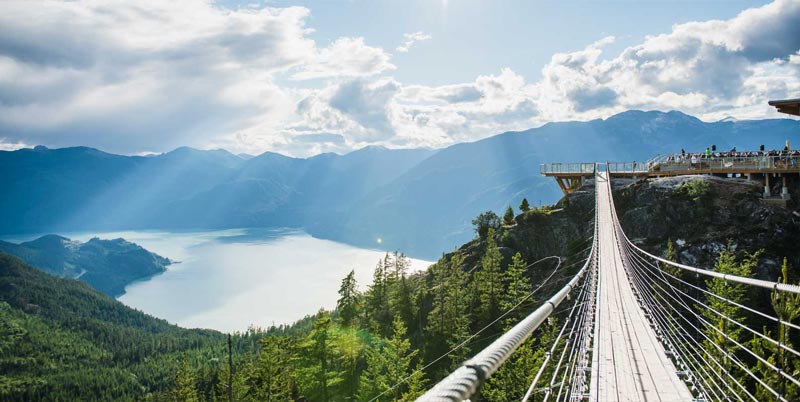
[662, 140, 799, 170]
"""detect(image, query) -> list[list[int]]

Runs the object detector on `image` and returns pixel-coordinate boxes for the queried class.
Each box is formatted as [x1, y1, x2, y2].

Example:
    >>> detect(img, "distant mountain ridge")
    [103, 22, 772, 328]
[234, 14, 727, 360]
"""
[0, 235, 171, 297]
[1, 110, 798, 258]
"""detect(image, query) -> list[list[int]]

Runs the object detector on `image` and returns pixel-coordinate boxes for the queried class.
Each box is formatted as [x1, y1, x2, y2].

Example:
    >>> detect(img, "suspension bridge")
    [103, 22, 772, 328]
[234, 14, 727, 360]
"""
[414, 164, 800, 402]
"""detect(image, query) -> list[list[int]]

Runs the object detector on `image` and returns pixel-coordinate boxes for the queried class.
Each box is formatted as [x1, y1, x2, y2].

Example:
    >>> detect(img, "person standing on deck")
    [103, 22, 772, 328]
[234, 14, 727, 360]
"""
[705, 147, 711, 158]
[691, 155, 697, 169]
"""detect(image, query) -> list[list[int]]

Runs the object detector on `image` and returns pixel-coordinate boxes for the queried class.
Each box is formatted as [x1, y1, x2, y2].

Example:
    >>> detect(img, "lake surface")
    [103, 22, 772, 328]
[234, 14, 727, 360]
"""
[4, 228, 432, 332]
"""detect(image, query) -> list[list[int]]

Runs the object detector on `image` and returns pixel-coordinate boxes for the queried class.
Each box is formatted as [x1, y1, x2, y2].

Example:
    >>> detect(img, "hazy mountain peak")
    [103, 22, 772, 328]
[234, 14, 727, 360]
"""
[22, 234, 74, 248]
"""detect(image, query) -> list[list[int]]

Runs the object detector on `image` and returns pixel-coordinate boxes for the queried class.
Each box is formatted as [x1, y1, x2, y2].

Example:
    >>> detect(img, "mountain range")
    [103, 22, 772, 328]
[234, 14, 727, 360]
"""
[1, 110, 798, 258]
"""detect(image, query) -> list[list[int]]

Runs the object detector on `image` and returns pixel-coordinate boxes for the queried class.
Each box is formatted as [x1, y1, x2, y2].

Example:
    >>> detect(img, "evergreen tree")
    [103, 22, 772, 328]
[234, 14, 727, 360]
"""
[173, 354, 200, 402]
[500, 252, 530, 330]
[358, 317, 426, 402]
[247, 336, 296, 401]
[298, 312, 343, 402]
[388, 252, 415, 332]
[477, 229, 503, 328]
[215, 358, 250, 402]
[503, 206, 515, 225]
[472, 211, 500, 238]
[426, 252, 471, 373]
[364, 259, 391, 336]
[336, 326, 365, 401]
[337, 270, 360, 327]
[701, 246, 759, 397]
[754, 258, 800, 400]
[519, 198, 530, 212]
[663, 238, 682, 279]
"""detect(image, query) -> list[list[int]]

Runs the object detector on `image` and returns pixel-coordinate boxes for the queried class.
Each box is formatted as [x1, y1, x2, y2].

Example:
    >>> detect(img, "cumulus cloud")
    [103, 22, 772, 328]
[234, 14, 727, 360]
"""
[262, 0, 800, 152]
[396, 31, 432, 53]
[535, 0, 800, 121]
[0, 0, 393, 154]
[290, 37, 394, 80]
[1, 0, 798, 157]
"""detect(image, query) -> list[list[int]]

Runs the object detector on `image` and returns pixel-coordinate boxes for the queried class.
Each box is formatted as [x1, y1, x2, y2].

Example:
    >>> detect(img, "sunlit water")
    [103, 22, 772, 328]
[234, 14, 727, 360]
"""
[3, 229, 432, 332]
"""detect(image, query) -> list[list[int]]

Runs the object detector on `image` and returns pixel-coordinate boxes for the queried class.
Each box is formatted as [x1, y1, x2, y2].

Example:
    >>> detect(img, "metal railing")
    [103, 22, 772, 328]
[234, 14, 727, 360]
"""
[651, 154, 800, 173]
[542, 153, 800, 177]
[606, 160, 800, 401]
[415, 181, 599, 402]
[607, 161, 650, 174]
[540, 163, 596, 175]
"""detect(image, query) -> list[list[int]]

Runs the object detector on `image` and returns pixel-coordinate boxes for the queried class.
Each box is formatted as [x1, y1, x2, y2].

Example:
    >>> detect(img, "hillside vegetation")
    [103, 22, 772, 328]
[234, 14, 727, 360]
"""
[0, 235, 171, 297]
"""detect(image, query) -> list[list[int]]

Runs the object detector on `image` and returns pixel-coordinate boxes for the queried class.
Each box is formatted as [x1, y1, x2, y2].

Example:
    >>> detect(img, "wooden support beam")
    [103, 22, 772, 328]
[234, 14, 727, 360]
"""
[555, 177, 568, 195]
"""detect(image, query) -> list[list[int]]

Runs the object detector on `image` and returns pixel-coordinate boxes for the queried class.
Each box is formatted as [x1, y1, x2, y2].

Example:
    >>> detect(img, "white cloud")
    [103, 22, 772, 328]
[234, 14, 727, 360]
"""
[0, 139, 28, 151]
[0, 0, 798, 157]
[396, 31, 432, 53]
[533, 0, 800, 121]
[0, 0, 394, 154]
[290, 37, 395, 80]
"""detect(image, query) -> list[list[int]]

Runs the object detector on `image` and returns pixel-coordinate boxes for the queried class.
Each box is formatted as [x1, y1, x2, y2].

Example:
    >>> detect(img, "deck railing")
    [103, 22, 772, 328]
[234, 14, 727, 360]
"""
[540, 163, 596, 175]
[651, 154, 800, 172]
[542, 154, 800, 176]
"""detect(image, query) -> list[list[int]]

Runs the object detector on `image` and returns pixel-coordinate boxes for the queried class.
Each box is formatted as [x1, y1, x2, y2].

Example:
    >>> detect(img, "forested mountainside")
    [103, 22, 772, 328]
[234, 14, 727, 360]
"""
[2, 111, 798, 258]
[4, 174, 797, 401]
[0, 235, 171, 297]
[0, 253, 252, 401]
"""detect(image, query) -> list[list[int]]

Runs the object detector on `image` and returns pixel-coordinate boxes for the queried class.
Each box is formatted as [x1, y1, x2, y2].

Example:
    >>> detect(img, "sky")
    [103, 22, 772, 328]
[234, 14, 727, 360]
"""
[0, 0, 798, 156]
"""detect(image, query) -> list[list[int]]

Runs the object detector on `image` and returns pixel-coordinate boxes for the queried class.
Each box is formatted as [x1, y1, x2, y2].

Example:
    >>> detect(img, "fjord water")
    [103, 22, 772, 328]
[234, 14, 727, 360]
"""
[5, 229, 432, 332]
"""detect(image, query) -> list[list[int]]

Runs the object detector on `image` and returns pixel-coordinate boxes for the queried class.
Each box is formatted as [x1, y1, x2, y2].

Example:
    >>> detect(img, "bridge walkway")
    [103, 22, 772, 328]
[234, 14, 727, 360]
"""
[589, 171, 693, 402]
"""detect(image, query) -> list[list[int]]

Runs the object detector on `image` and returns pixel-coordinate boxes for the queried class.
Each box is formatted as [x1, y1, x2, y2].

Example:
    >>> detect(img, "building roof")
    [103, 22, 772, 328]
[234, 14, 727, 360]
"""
[768, 98, 800, 116]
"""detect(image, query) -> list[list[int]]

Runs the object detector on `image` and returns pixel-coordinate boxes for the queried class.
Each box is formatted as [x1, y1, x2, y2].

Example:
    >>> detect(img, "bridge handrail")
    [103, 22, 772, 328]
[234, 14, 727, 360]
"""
[415, 261, 592, 402]
[625, 238, 800, 294]
[614, 207, 800, 295]
[416, 174, 599, 402]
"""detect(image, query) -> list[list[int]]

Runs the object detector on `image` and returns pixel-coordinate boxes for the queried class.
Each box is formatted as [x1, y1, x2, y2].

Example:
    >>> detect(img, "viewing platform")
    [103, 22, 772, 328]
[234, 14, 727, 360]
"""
[541, 152, 800, 200]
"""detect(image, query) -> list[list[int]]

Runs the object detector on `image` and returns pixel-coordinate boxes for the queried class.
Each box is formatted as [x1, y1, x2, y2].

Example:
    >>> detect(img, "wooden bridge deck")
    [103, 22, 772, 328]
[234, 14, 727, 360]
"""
[589, 171, 693, 402]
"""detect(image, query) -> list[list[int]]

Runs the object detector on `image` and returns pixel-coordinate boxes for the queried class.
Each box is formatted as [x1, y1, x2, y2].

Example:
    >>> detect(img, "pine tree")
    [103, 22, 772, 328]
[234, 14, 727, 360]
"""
[701, 246, 759, 397]
[754, 258, 800, 400]
[477, 229, 503, 328]
[336, 326, 365, 401]
[247, 336, 296, 401]
[472, 211, 500, 238]
[299, 311, 343, 402]
[215, 357, 251, 402]
[358, 317, 426, 402]
[500, 252, 530, 330]
[337, 270, 360, 327]
[173, 354, 200, 402]
[426, 252, 471, 373]
[519, 198, 530, 212]
[388, 252, 415, 332]
[503, 206, 515, 225]
[364, 259, 391, 336]
[663, 238, 682, 279]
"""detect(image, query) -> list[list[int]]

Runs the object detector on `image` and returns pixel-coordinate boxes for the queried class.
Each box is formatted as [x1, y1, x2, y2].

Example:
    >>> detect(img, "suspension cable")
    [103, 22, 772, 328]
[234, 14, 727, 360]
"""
[415, 225, 598, 401]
